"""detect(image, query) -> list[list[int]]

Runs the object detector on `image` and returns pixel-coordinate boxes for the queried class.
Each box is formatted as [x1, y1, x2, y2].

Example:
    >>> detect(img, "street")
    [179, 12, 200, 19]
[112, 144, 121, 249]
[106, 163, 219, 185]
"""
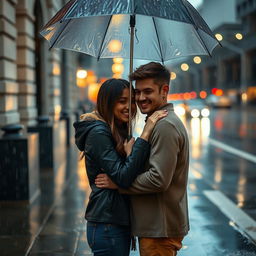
[1, 106, 256, 256]
[184, 106, 256, 255]
[132, 105, 256, 256]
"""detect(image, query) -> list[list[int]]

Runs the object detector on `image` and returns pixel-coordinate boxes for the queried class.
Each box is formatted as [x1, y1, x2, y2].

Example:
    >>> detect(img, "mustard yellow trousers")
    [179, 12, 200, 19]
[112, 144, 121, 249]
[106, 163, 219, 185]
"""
[139, 237, 183, 256]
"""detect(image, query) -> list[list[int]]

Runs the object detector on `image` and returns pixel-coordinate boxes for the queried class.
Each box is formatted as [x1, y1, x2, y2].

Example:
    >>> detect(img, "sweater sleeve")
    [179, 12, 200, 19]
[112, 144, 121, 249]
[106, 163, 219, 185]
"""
[86, 126, 150, 189]
[119, 120, 179, 194]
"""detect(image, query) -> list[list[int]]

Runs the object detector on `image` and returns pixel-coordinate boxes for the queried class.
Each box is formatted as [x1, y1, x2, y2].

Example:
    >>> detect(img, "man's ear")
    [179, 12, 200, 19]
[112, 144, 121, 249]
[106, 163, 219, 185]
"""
[161, 84, 169, 96]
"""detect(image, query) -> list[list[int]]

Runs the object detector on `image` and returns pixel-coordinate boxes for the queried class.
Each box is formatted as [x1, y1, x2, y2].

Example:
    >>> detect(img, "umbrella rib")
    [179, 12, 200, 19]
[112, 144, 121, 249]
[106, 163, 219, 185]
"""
[181, 2, 212, 57]
[49, 19, 72, 50]
[152, 17, 164, 63]
[97, 16, 113, 60]
[61, 0, 78, 21]
[194, 27, 212, 57]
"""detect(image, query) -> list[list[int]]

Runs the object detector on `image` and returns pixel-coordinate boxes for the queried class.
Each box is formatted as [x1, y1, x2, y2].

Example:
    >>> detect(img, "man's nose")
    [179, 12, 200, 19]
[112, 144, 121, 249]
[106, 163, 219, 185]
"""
[138, 93, 146, 101]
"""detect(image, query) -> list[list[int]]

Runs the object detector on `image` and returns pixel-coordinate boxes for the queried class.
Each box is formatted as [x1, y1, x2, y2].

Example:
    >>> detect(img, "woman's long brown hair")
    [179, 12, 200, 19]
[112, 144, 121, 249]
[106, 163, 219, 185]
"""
[97, 78, 136, 157]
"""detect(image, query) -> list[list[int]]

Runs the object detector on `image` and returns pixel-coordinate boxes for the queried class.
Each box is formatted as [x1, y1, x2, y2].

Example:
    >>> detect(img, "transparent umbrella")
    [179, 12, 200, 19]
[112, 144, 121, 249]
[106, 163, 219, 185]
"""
[40, 0, 220, 136]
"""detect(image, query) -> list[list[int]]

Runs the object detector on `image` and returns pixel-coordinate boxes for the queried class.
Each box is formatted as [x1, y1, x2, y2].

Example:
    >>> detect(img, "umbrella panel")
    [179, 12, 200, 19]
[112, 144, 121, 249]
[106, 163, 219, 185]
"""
[41, 14, 219, 62]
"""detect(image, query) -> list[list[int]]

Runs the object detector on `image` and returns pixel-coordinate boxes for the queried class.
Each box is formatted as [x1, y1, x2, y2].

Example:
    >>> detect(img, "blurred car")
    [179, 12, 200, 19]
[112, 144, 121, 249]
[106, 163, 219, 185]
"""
[173, 99, 210, 118]
[206, 95, 232, 108]
[173, 100, 188, 117]
[185, 99, 210, 118]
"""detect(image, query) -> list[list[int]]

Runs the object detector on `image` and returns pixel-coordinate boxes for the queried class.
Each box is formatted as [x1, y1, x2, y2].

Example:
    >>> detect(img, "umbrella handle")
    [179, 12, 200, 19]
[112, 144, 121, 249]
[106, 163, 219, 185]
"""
[128, 15, 136, 138]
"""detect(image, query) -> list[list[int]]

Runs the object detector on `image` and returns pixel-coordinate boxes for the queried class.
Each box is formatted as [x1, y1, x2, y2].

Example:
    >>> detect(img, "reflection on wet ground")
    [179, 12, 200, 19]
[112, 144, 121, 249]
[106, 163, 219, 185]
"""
[1, 107, 256, 255]
[186, 108, 256, 222]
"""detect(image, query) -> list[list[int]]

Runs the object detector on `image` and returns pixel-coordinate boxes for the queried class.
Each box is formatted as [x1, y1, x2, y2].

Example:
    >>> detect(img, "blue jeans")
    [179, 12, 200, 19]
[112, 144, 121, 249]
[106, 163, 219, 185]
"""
[86, 222, 131, 256]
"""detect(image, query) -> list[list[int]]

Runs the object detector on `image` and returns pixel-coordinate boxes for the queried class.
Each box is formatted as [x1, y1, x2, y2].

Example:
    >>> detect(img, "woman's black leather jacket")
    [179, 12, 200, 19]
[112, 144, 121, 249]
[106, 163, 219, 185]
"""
[73, 113, 150, 226]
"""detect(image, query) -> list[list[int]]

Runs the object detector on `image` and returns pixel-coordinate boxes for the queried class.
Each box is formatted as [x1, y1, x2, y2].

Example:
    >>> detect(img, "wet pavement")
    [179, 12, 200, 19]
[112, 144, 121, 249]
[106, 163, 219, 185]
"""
[186, 106, 256, 222]
[1, 106, 256, 256]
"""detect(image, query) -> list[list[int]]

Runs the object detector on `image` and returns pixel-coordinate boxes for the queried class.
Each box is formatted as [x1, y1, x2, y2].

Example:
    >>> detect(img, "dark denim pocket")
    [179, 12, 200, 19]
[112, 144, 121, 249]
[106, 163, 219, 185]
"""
[86, 222, 97, 248]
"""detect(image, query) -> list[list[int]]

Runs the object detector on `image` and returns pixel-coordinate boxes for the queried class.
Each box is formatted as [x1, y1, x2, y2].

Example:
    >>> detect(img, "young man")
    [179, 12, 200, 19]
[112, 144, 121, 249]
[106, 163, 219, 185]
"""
[96, 62, 190, 256]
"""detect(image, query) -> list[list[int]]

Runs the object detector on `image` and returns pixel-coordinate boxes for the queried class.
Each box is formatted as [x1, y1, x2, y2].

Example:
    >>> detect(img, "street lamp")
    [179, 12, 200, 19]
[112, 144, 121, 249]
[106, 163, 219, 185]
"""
[215, 33, 223, 41]
[235, 33, 243, 40]
[112, 57, 124, 78]
[108, 39, 122, 53]
[193, 56, 202, 64]
[76, 68, 88, 88]
[53, 62, 61, 75]
[181, 63, 189, 71]
[77, 69, 87, 79]
[113, 57, 123, 64]
[88, 83, 100, 103]
[170, 72, 177, 80]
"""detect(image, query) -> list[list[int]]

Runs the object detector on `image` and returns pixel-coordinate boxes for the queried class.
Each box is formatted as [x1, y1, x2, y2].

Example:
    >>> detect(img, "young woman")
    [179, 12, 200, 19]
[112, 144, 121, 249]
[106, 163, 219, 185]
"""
[73, 78, 167, 256]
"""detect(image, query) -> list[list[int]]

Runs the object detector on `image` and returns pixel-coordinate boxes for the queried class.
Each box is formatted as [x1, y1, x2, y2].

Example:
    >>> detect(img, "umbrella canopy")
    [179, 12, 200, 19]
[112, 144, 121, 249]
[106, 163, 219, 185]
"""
[40, 0, 220, 136]
[40, 0, 219, 62]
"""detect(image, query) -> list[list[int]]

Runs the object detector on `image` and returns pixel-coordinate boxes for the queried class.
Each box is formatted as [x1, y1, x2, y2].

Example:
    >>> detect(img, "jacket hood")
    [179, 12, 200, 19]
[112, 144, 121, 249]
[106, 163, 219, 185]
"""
[73, 111, 106, 151]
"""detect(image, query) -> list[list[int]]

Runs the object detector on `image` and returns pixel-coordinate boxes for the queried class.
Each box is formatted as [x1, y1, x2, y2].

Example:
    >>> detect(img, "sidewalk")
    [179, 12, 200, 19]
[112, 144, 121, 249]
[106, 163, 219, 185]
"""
[0, 145, 256, 256]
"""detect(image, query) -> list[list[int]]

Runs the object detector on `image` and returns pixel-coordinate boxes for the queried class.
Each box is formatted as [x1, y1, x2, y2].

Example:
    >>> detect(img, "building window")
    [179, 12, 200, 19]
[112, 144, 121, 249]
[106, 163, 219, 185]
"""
[251, 51, 256, 83]
[248, 13, 256, 33]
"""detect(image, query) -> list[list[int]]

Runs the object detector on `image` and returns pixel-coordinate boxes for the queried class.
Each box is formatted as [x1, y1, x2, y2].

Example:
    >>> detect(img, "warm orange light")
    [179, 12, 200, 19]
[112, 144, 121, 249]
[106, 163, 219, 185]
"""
[77, 69, 87, 79]
[193, 56, 202, 64]
[215, 33, 223, 41]
[190, 91, 197, 99]
[200, 91, 207, 99]
[167, 94, 173, 101]
[235, 33, 243, 40]
[179, 93, 184, 100]
[170, 72, 177, 80]
[181, 63, 189, 71]
[112, 73, 122, 78]
[112, 15, 125, 26]
[184, 92, 191, 100]
[212, 88, 218, 94]
[53, 63, 61, 75]
[112, 63, 124, 74]
[88, 83, 100, 103]
[113, 57, 123, 64]
[54, 104, 62, 115]
[100, 77, 108, 84]
[215, 89, 223, 96]
[108, 39, 122, 53]
[168, 94, 180, 101]
[76, 68, 88, 88]
[77, 78, 87, 87]
[86, 70, 97, 84]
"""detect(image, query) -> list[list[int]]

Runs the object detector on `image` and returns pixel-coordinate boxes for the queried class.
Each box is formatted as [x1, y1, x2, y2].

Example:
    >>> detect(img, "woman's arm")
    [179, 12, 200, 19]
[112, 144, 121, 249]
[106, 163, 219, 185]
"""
[94, 110, 168, 189]
[86, 127, 150, 189]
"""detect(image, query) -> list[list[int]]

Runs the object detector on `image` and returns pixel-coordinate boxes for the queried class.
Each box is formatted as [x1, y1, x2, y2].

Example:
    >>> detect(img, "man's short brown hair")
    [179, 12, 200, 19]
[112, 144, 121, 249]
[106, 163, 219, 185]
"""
[129, 62, 170, 86]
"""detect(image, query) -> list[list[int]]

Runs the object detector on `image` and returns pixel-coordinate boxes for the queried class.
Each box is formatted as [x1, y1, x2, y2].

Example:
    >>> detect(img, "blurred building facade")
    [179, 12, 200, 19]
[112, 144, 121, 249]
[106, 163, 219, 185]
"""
[0, 0, 82, 202]
[0, 0, 79, 129]
[169, 0, 256, 105]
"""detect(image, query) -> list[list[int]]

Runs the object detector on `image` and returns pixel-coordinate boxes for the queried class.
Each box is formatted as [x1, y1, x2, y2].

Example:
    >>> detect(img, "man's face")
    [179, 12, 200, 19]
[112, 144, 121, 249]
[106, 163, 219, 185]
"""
[135, 78, 167, 115]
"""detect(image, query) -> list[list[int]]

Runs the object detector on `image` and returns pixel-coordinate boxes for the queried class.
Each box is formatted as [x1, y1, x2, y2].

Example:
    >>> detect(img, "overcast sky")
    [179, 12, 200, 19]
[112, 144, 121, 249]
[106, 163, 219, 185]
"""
[187, 0, 203, 8]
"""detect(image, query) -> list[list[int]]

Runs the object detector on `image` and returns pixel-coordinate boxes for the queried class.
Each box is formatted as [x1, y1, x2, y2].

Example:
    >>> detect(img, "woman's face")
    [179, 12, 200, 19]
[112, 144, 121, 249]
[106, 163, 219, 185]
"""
[113, 88, 136, 124]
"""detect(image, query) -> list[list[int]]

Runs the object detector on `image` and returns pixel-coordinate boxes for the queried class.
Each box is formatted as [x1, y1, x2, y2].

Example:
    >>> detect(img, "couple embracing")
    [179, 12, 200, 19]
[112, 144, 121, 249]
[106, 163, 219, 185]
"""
[74, 62, 190, 256]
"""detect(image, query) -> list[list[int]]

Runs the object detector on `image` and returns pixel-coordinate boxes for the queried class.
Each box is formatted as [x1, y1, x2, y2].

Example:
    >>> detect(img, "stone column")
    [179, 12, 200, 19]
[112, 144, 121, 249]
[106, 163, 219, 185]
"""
[48, 49, 61, 120]
[217, 60, 226, 89]
[202, 67, 210, 92]
[241, 51, 250, 92]
[0, 0, 20, 128]
[16, 2, 37, 126]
